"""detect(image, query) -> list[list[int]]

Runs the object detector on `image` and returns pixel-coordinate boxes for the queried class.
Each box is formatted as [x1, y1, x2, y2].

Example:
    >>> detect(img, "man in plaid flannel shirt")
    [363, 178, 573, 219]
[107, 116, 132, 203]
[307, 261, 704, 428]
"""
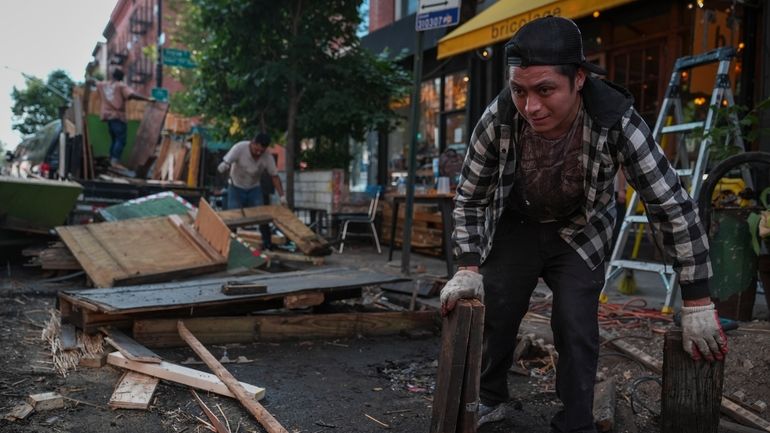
[439, 16, 728, 432]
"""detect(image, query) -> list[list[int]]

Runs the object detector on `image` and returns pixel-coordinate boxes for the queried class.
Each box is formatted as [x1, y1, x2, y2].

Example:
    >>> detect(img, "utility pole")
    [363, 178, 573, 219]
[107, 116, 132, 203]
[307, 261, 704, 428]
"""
[156, 0, 163, 89]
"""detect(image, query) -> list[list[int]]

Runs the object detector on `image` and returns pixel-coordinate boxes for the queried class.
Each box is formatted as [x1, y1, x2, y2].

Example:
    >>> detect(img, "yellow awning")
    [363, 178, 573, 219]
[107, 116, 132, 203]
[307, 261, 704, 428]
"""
[437, 0, 637, 59]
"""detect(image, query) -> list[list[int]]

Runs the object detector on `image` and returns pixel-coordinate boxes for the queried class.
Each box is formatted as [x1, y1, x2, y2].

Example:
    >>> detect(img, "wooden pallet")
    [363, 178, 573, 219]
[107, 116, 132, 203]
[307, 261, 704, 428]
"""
[59, 267, 405, 333]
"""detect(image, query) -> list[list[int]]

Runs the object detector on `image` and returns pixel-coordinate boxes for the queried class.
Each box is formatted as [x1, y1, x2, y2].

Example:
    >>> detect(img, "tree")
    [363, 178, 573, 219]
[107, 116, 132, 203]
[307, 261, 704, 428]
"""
[177, 0, 409, 205]
[11, 70, 74, 136]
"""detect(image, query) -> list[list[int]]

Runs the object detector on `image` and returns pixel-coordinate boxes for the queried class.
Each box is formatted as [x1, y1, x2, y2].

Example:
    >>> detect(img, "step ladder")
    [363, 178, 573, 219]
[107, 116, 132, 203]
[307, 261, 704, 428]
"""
[600, 46, 745, 313]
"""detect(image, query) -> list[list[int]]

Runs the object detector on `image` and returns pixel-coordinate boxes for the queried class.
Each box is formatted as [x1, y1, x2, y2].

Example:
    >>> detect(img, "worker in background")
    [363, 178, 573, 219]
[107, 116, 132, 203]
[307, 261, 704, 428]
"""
[96, 68, 152, 174]
[441, 16, 727, 432]
[218, 132, 286, 251]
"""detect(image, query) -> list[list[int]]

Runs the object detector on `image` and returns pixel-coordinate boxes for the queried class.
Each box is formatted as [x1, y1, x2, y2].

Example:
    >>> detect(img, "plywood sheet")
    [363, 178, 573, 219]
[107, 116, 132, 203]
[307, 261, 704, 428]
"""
[128, 101, 169, 170]
[194, 199, 231, 258]
[61, 267, 405, 314]
[56, 216, 226, 287]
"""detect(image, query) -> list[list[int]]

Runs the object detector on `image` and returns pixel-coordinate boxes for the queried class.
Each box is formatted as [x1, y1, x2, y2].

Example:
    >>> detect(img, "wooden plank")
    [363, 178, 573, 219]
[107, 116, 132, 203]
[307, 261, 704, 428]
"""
[721, 398, 770, 432]
[27, 392, 64, 411]
[133, 311, 439, 348]
[593, 378, 616, 432]
[661, 330, 723, 433]
[177, 321, 288, 433]
[4, 403, 34, 421]
[186, 133, 201, 187]
[457, 299, 484, 432]
[283, 292, 325, 309]
[106, 351, 265, 401]
[264, 250, 324, 266]
[168, 214, 224, 263]
[194, 198, 231, 258]
[430, 300, 474, 433]
[191, 389, 229, 433]
[172, 144, 188, 181]
[109, 371, 159, 409]
[60, 323, 78, 350]
[128, 101, 169, 170]
[151, 135, 172, 180]
[101, 327, 162, 363]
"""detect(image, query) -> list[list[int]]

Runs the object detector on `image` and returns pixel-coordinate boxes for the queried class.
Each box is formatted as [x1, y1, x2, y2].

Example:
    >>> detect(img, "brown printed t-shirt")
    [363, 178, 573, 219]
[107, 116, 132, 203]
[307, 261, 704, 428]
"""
[223, 141, 278, 189]
[508, 106, 585, 221]
[97, 81, 136, 122]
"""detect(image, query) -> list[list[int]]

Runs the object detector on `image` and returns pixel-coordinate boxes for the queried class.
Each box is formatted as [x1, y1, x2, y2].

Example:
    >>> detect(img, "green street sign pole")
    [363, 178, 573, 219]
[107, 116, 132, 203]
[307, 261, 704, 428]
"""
[401, 30, 424, 276]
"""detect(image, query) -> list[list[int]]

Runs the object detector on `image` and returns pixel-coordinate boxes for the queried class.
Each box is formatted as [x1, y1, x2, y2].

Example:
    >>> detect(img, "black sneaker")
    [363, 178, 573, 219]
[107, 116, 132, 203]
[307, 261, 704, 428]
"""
[477, 403, 505, 428]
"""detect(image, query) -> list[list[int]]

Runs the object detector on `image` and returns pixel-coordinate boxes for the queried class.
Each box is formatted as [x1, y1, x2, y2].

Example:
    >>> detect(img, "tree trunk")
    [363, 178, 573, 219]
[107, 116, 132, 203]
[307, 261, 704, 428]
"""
[286, 89, 298, 208]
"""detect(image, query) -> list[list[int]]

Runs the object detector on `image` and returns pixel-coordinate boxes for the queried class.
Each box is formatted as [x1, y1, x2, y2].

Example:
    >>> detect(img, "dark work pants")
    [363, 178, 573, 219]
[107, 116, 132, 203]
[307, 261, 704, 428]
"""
[479, 210, 605, 433]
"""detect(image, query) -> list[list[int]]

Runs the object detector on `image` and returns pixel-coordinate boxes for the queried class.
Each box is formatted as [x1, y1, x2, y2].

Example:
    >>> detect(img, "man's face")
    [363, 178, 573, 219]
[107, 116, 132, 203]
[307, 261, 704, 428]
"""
[249, 141, 266, 159]
[509, 65, 585, 139]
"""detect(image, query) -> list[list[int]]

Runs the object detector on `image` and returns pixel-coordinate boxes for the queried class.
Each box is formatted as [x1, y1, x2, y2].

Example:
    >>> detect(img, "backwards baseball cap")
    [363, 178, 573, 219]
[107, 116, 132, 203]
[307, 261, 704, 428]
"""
[504, 16, 607, 76]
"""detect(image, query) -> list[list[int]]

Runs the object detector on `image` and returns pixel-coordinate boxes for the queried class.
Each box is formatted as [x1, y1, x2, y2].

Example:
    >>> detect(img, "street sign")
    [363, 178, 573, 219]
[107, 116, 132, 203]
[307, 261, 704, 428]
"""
[162, 48, 196, 68]
[151, 87, 169, 102]
[416, 0, 461, 31]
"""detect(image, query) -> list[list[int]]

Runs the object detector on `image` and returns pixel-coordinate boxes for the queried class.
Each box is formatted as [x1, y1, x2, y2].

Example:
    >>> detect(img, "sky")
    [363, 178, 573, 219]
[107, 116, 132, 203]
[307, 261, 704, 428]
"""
[0, 1, 116, 151]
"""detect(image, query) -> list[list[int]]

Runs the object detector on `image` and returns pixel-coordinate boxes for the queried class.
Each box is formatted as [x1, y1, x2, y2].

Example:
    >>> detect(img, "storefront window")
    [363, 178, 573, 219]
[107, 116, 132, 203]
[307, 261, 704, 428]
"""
[386, 70, 469, 189]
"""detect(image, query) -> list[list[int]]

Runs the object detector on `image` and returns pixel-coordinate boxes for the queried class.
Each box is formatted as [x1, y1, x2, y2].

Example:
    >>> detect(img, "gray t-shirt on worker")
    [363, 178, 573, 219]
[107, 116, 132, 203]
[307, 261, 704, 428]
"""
[223, 141, 278, 189]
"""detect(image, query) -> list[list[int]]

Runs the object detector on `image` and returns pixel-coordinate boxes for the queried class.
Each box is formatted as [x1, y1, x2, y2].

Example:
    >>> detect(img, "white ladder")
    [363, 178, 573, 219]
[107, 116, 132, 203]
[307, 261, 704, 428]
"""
[600, 46, 744, 313]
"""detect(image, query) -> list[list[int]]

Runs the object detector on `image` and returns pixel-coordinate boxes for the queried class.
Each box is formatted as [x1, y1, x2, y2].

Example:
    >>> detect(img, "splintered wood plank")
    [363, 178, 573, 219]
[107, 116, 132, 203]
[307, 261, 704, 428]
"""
[661, 330, 723, 433]
[133, 311, 439, 348]
[107, 352, 265, 401]
[101, 327, 162, 363]
[4, 402, 34, 421]
[61, 267, 403, 314]
[194, 198, 231, 258]
[178, 322, 288, 433]
[57, 217, 226, 288]
[217, 206, 330, 256]
[151, 135, 172, 180]
[430, 300, 474, 433]
[457, 299, 484, 432]
[187, 134, 201, 187]
[27, 392, 64, 411]
[128, 101, 168, 170]
[109, 371, 159, 409]
[283, 292, 325, 309]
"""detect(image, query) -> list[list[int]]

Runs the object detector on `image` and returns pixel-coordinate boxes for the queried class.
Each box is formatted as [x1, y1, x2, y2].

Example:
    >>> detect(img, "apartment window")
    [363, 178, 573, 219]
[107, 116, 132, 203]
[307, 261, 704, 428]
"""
[402, 0, 418, 17]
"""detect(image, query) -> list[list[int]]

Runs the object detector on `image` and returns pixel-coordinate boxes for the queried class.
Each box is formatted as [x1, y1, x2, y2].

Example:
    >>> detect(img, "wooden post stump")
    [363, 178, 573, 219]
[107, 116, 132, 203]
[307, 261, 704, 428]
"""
[430, 299, 485, 433]
[661, 330, 724, 433]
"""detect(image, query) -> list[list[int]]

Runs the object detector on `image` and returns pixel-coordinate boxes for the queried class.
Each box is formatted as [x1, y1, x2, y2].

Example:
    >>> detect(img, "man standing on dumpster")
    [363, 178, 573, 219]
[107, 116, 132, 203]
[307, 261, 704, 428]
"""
[96, 68, 152, 174]
[440, 16, 728, 432]
[218, 132, 287, 251]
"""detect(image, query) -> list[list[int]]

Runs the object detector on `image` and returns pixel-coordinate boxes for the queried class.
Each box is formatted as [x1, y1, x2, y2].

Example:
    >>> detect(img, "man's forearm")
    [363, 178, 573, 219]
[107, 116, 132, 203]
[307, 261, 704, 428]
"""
[272, 175, 284, 197]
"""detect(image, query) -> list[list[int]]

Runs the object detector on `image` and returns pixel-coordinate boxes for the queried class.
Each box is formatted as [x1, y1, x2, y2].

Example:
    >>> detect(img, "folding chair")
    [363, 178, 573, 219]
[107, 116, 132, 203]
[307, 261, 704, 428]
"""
[338, 185, 382, 254]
